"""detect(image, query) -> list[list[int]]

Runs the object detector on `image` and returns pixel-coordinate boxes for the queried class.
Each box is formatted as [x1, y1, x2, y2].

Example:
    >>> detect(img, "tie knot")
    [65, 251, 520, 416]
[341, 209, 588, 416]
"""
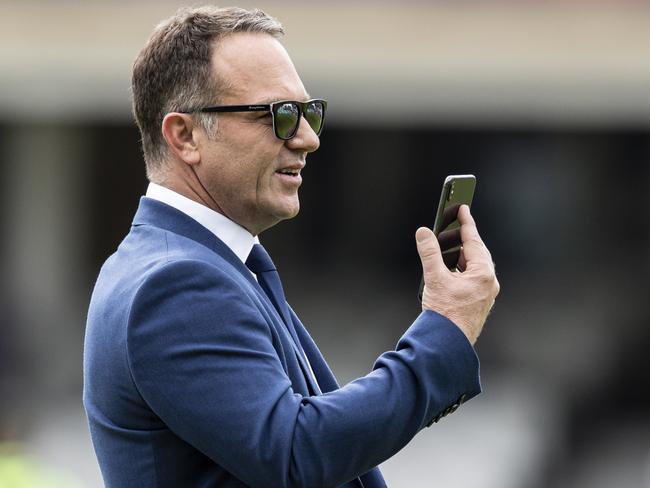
[246, 244, 276, 273]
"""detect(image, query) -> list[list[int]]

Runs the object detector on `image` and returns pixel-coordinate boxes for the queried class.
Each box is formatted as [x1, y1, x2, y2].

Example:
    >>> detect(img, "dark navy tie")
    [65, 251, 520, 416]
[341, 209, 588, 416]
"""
[245, 244, 320, 393]
[245, 244, 293, 327]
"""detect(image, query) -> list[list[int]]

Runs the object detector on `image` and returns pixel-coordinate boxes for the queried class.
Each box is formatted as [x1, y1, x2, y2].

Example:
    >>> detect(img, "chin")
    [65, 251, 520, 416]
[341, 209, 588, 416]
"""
[277, 205, 300, 221]
[258, 196, 300, 229]
[275, 196, 300, 219]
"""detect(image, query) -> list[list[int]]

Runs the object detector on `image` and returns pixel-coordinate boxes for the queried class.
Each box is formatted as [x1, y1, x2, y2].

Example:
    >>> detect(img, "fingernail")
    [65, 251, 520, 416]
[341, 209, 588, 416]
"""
[416, 228, 428, 242]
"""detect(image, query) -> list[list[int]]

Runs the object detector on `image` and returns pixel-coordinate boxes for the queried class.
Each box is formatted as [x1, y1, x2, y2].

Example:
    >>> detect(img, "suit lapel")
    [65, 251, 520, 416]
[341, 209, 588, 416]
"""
[133, 197, 322, 395]
[270, 298, 321, 394]
[133, 197, 258, 288]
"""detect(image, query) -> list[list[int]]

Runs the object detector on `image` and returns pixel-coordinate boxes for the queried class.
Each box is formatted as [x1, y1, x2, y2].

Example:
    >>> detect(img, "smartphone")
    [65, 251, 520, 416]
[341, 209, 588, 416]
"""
[418, 175, 477, 302]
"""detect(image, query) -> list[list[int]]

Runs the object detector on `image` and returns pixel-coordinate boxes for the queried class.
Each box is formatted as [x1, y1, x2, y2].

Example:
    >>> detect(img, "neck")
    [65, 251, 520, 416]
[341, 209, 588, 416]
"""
[154, 163, 269, 236]
[156, 160, 222, 209]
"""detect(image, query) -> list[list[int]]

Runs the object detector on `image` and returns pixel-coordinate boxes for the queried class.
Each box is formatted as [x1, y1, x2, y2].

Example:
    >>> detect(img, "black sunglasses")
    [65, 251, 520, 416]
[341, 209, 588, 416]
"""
[183, 99, 327, 140]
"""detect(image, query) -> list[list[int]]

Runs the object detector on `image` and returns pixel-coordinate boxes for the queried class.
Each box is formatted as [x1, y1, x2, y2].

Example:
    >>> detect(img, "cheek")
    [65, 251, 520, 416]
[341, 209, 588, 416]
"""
[225, 152, 275, 202]
[209, 124, 283, 192]
[253, 149, 283, 183]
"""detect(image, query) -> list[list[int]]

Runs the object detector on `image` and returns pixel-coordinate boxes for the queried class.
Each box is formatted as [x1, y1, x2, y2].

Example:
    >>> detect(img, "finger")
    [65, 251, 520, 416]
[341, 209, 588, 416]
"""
[415, 227, 445, 278]
[438, 227, 461, 253]
[457, 205, 490, 268]
[440, 203, 461, 231]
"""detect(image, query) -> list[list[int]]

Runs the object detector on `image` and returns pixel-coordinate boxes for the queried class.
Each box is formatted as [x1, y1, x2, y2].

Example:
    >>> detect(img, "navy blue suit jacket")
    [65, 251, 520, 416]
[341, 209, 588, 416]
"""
[83, 197, 481, 487]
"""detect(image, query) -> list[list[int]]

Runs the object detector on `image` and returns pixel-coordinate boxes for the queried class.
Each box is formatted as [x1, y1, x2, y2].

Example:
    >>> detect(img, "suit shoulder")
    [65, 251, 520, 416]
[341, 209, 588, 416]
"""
[89, 224, 254, 331]
[137, 256, 241, 290]
[110, 224, 237, 277]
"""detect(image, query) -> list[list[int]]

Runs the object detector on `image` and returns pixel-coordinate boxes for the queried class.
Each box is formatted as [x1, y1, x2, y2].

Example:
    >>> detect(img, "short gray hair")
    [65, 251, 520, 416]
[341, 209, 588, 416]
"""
[131, 6, 284, 180]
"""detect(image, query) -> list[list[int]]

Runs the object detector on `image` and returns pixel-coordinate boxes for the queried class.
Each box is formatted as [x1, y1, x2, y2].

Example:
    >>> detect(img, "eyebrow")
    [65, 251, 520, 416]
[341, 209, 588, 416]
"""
[256, 93, 312, 105]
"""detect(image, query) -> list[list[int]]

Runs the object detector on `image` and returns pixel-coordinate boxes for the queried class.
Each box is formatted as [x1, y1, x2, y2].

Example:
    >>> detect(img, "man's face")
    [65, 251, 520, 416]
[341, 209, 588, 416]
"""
[194, 32, 320, 235]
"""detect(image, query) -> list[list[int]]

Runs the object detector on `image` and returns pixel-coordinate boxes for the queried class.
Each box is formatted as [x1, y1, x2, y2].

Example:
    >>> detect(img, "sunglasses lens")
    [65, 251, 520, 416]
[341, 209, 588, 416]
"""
[304, 101, 325, 135]
[274, 103, 300, 139]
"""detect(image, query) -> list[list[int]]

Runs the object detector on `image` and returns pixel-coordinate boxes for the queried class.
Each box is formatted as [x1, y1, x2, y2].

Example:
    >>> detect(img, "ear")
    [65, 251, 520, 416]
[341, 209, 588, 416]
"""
[161, 113, 201, 165]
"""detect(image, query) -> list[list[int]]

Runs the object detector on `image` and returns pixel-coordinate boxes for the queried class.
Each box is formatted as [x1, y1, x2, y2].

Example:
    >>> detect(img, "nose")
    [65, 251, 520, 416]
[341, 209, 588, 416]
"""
[286, 115, 320, 153]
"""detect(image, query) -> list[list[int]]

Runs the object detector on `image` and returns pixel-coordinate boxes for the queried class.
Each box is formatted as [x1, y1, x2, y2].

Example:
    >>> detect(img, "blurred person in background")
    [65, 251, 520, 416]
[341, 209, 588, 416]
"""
[83, 6, 499, 487]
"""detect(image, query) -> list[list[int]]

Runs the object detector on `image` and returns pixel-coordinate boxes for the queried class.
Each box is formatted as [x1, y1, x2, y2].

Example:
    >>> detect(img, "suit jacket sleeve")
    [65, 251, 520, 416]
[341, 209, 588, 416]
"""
[126, 259, 481, 488]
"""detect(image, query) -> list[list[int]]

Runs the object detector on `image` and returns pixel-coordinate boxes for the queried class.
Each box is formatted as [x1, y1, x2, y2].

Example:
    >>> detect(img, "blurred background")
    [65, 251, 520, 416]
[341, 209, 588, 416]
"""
[1, 0, 649, 486]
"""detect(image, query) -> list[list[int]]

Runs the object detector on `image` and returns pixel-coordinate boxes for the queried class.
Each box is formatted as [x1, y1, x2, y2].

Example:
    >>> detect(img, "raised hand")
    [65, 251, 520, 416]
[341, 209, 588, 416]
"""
[415, 205, 500, 344]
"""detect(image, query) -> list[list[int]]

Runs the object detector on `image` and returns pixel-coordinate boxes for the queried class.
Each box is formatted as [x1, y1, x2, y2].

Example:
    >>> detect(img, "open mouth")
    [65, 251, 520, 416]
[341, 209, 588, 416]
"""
[276, 169, 300, 177]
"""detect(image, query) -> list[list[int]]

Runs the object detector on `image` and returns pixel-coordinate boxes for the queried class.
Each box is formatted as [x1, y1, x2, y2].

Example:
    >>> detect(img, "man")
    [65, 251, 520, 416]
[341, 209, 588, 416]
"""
[83, 6, 499, 488]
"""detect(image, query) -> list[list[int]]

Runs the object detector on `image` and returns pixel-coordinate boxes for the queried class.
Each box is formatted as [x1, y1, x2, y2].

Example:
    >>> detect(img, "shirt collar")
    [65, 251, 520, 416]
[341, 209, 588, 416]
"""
[145, 182, 258, 264]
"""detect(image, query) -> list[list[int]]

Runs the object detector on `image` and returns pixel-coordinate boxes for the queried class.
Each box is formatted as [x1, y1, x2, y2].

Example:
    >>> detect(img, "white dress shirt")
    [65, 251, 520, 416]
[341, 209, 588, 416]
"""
[145, 182, 319, 389]
[146, 182, 259, 264]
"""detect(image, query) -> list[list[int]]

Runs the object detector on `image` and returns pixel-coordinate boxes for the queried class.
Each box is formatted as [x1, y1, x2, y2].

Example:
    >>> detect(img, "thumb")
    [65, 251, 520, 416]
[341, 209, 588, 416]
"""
[416, 227, 444, 277]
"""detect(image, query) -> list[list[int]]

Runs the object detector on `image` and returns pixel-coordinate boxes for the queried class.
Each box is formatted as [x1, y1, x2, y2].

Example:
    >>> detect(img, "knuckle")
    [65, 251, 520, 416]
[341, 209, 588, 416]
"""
[493, 277, 501, 295]
[419, 246, 438, 260]
[484, 246, 493, 260]
[478, 268, 493, 284]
